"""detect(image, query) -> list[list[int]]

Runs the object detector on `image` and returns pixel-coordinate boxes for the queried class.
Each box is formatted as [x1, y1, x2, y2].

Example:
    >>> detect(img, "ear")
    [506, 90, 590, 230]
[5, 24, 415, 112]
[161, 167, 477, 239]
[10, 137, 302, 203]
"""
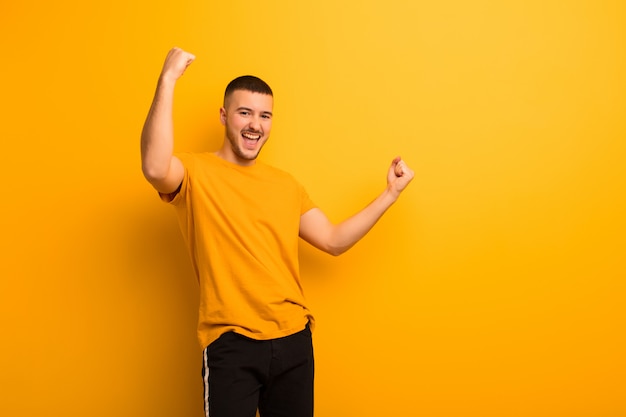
[219, 107, 226, 125]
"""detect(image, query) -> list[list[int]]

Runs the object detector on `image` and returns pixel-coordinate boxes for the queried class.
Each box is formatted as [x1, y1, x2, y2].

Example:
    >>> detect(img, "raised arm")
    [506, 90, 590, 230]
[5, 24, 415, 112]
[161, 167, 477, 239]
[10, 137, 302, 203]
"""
[299, 157, 414, 256]
[141, 47, 195, 194]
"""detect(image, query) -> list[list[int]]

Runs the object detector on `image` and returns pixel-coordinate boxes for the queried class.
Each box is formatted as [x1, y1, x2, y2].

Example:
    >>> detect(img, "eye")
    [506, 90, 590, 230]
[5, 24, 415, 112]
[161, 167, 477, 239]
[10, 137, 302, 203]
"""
[239, 111, 250, 116]
[261, 114, 272, 119]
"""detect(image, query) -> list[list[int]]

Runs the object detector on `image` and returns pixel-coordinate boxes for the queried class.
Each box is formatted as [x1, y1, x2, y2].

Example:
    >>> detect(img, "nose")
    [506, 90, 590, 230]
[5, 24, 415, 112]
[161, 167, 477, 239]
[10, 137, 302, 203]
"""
[248, 117, 261, 131]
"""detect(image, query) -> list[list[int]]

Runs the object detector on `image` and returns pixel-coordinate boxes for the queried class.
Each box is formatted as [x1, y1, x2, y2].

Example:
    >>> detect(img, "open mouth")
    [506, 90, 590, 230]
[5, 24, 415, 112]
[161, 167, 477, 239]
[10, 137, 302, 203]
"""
[242, 131, 262, 149]
[242, 131, 261, 140]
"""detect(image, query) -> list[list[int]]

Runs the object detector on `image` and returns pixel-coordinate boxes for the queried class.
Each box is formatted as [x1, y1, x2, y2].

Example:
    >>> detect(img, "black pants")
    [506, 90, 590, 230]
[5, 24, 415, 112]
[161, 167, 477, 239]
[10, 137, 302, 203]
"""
[202, 325, 314, 417]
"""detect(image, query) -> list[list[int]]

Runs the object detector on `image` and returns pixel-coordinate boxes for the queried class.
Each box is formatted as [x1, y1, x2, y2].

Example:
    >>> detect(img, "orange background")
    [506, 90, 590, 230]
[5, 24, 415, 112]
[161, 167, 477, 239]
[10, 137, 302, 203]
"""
[1, 1, 625, 416]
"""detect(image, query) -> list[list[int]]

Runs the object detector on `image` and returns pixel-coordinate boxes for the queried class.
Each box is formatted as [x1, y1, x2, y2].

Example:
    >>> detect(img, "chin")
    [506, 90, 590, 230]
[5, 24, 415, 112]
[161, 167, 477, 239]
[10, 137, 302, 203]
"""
[235, 148, 260, 161]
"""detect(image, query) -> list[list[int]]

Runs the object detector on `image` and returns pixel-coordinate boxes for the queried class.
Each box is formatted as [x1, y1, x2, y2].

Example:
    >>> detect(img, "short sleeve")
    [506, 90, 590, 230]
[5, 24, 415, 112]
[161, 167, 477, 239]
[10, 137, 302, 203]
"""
[299, 184, 317, 215]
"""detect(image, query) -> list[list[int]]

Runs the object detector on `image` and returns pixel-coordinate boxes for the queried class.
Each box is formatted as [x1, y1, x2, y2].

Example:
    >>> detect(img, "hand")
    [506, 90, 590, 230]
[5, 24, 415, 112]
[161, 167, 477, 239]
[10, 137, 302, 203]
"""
[387, 156, 414, 195]
[160, 47, 196, 83]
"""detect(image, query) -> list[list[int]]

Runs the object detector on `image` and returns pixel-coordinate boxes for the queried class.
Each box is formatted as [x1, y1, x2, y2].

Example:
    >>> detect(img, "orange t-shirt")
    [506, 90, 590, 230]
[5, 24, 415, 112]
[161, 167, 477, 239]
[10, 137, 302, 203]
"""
[164, 152, 316, 349]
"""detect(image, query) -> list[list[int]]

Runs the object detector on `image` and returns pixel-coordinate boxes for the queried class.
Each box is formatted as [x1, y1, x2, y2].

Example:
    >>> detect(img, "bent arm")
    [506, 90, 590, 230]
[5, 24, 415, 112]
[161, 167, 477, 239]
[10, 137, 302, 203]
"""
[299, 157, 414, 256]
[299, 188, 398, 256]
[141, 48, 195, 194]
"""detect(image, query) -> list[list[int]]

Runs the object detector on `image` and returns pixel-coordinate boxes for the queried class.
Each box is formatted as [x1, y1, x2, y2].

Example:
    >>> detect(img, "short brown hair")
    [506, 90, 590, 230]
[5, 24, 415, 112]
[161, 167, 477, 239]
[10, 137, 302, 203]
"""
[224, 75, 273, 106]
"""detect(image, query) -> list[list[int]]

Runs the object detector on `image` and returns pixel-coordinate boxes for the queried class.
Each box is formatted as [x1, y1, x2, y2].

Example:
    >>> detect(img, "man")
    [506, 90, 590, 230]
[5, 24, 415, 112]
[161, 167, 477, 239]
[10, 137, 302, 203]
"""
[141, 47, 414, 417]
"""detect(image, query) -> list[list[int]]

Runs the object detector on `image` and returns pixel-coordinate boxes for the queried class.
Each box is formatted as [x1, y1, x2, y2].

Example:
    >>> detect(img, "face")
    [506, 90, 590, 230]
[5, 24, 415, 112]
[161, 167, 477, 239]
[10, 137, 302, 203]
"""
[218, 90, 273, 166]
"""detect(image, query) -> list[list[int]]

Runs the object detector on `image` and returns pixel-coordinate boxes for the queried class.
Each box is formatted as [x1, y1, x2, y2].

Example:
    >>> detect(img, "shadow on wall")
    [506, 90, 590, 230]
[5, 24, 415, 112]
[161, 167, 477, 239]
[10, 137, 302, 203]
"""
[120, 202, 199, 319]
[98, 200, 204, 416]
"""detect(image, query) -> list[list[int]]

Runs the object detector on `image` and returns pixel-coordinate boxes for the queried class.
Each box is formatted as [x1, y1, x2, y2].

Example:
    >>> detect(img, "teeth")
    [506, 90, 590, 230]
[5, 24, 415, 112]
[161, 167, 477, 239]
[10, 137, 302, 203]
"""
[242, 132, 261, 140]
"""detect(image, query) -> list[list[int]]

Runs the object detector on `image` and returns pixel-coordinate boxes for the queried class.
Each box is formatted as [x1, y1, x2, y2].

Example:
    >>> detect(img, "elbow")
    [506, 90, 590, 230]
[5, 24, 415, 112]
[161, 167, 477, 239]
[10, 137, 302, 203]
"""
[141, 162, 167, 184]
[326, 243, 350, 257]
[310, 240, 345, 257]
[324, 230, 355, 256]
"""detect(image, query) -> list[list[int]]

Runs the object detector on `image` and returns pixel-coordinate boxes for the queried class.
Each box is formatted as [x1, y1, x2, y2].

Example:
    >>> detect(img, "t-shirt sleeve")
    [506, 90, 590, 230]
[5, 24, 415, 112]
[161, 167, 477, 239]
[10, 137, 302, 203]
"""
[299, 184, 317, 215]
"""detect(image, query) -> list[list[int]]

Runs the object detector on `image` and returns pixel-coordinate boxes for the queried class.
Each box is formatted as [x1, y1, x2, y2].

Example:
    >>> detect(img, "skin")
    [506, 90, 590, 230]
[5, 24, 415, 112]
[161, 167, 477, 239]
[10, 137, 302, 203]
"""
[141, 47, 415, 256]
[141, 47, 193, 194]
[217, 90, 273, 166]
[299, 155, 413, 255]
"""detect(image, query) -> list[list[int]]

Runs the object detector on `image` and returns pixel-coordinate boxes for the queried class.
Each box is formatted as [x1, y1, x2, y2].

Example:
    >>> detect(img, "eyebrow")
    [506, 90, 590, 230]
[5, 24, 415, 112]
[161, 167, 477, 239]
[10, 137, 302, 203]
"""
[236, 107, 273, 116]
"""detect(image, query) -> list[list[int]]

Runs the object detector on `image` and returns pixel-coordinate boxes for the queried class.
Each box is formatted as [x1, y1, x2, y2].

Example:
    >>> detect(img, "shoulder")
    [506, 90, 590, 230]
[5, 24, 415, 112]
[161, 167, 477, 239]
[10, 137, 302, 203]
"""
[176, 152, 214, 164]
[176, 152, 221, 173]
[256, 161, 299, 183]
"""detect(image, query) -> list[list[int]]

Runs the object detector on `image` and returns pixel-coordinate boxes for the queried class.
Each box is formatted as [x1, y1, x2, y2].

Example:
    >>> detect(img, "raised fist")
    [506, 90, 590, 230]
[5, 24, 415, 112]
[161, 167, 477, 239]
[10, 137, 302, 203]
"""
[160, 47, 196, 82]
[388, 156, 414, 194]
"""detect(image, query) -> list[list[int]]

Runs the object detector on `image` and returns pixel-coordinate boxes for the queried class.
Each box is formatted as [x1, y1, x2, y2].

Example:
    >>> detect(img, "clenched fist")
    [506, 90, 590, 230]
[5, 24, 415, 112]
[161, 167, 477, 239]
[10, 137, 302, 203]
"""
[388, 156, 414, 195]
[160, 47, 196, 83]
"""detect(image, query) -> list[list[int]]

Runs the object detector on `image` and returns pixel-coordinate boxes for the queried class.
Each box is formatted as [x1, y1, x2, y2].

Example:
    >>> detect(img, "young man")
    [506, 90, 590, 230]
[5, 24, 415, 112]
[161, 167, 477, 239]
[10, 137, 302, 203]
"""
[141, 47, 414, 417]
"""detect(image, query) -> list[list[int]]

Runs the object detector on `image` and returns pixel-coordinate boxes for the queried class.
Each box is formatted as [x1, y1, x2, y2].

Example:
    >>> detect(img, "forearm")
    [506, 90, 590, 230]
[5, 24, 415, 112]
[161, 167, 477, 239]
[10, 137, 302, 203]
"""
[301, 157, 414, 256]
[141, 77, 176, 181]
[328, 185, 400, 255]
